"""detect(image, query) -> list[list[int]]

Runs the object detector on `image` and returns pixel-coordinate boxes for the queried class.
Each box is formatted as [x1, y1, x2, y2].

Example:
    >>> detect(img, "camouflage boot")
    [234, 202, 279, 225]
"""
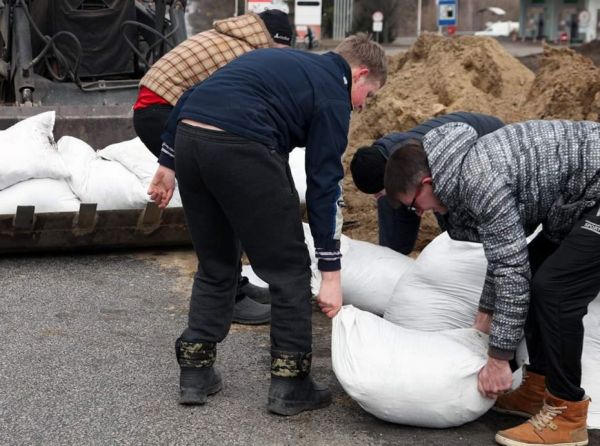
[267, 351, 332, 416]
[175, 337, 222, 405]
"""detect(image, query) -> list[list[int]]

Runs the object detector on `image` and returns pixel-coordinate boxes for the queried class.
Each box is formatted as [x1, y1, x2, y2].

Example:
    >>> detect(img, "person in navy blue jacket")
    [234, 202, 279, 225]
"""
[350, 112, 504, 254]
[147, 34, 387, 415]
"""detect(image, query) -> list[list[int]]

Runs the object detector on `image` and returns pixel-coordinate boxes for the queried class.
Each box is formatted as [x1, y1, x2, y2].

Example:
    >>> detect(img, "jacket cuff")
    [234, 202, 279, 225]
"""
[318, 258, 341, 272]
[478, 306, 494, 315]
[158, 143, 175, 170]
[488, 346, 515, 361]
[314, 239, 341, 272]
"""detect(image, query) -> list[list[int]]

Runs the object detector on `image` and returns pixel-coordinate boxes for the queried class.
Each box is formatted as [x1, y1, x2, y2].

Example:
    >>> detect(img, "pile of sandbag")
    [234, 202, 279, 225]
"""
[1, 112, 309, 215]
[332, 231, 600, 429]
[242, 223, 414, 315]
[0, 111, 160, 213]
[0, 112, 79, 214]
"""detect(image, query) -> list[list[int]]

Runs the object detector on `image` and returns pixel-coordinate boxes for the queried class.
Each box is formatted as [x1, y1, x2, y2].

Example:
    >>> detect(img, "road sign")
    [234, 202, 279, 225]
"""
[438, 0, 457, 27]
[579, 10, 591, 27]
[372, 21, 383, 32]
[372, 11, 384, 22]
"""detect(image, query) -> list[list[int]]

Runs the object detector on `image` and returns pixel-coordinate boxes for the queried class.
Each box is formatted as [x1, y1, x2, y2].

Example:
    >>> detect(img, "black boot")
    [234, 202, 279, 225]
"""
[232, 295, 271, 325]
[175, 337, 222, 405]
[267, 351, 332, 416]
[237, 276, 271, 304]
[232, 276, 271, 325]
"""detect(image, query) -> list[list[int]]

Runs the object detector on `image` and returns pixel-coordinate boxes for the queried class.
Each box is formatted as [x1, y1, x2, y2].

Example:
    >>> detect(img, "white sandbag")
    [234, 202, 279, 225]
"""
[332, 305, 495, 428]
[385, 229, 544, 330]
[289, 148, 306, 205]
[241, 265, 268, 288]
[0, 111, 69, 190]
[57, 136, 149, 210]
[339, 239, 414, 315]
[384, 232, 486, 329]
[99, 137, 157, 182]
[302, 224, 413, 313]
[383, 230, 598, 428]
[0, 178, 80, 214]
[56, 136, 96, 194]
[582, 298, 600, 428]
[99, 137, 183, 208]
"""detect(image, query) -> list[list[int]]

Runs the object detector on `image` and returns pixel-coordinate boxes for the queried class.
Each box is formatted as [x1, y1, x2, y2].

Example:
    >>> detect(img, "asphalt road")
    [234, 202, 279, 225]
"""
[1, 251, 598, 445]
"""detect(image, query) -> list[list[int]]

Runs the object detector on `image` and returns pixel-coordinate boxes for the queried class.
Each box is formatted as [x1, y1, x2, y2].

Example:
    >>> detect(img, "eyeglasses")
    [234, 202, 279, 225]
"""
[405, 185, 422, 213]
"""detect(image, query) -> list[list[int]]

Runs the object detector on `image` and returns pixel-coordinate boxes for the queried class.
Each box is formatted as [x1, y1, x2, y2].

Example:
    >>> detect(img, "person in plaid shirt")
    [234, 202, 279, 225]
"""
[133, 10, 293, 325]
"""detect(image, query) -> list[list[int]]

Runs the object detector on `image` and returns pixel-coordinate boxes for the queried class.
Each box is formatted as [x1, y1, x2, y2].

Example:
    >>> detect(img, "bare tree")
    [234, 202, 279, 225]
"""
[186, 0, 236, 34]
[352, 0, 398, 43]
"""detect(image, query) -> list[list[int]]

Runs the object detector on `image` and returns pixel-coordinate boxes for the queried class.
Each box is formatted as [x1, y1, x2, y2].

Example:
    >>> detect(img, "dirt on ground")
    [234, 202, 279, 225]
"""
[342, 33, 600, 251]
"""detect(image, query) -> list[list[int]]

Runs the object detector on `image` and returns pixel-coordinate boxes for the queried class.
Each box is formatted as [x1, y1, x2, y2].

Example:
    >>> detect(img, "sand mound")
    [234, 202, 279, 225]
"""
[348, 33, 534, 151]
[343, 35, 600, 250]
[575, 40, 600, 67]
[524, 45, 600, 121]
[344, 33, 534, 246]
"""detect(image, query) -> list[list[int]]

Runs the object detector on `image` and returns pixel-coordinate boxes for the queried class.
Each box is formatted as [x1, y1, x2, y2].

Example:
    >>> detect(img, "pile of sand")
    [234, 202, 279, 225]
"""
[523, 45, 600, 121]
[347, 33, 534, 151]
[342, 34, 600, 249]
[575, 40, 600, 67]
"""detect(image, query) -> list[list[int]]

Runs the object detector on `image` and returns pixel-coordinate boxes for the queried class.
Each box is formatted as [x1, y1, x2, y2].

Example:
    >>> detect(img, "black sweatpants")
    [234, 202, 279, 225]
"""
[526, 203, 600, 401]
[132, 104, 173, 157]
[174, 123, 313, 354]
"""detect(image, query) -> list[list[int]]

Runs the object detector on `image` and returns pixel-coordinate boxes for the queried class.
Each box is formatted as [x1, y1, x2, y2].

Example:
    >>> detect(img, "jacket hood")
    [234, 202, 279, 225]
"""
[213, 13, 274, 49]
[422, 122, 479, 204]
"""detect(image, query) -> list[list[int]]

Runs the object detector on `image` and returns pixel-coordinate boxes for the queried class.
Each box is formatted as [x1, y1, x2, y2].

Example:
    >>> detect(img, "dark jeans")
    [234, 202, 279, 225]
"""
[134, 105, 250, 295]
[377, 196, 421, 254]
[175, 123, 312, 353]
[526, 203, 600, 401]
[132, 104, 173, 157]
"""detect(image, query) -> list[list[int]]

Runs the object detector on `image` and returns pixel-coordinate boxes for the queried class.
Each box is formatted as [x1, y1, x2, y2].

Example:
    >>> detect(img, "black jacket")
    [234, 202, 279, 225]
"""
[373, 111, 504, 159]
[159, 48, 353, 271]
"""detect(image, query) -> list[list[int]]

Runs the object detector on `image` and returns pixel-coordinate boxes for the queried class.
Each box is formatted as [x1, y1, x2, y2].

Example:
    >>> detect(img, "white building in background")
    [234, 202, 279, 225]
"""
[295, 0, 323, 40]
[520, 0, 600, 42]
[246, 0, 289, 14]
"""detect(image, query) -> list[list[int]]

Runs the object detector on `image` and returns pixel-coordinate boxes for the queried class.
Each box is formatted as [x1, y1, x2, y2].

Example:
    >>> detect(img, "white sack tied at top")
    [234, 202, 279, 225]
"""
[384, 231, 486, 330]
[332, 305, 497, 428]
[0, 111, 70, 191]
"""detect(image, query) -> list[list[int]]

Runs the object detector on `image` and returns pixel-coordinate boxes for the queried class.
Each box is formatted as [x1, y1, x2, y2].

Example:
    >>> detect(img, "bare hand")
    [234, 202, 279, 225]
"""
[478, 357, 512, 399]
[316, 270, 342, 318]
[473, 310, 492, 334]
[148, 165, 175, 208]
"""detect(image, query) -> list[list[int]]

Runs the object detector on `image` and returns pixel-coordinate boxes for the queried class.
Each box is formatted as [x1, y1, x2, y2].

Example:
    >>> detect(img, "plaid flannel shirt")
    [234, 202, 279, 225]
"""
[140, 13, 274, 105]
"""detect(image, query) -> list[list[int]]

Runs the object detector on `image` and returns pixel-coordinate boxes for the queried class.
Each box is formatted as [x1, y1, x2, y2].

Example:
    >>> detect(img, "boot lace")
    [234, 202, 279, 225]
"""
[528, 402, 567, 431]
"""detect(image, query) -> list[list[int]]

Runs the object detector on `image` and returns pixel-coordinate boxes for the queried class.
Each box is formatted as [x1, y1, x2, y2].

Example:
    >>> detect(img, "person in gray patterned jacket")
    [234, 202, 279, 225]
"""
[384, 120, 600, 446]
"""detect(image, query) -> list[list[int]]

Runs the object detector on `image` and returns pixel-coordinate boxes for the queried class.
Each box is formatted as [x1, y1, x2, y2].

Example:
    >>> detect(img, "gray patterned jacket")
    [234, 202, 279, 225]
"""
[423, 120, 600, 358]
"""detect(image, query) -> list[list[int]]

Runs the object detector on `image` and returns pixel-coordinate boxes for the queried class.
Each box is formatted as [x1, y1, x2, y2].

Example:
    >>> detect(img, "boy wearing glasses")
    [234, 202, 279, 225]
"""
[350, 112, 504, 254]
[384, 120, 600, 446]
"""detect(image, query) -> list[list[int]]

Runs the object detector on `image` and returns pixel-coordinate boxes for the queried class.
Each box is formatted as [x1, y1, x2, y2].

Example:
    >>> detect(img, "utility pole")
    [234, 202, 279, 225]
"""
[417, 0, 422, 36]
[234, 0, 238, 16]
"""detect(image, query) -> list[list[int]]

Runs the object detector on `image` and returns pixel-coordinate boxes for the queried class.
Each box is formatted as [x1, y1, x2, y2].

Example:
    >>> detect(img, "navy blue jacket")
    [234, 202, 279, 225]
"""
[373, 112, 505, 159]
[159, 48, 353, 271]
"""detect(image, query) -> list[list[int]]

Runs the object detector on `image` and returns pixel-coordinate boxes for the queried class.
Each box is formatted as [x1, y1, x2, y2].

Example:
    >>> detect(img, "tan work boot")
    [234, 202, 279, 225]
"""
[494, 368, 545, 417]
[495, 390, 590, 446]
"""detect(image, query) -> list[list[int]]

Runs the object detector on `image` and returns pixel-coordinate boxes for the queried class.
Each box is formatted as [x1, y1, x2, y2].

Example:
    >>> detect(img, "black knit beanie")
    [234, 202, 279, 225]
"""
[350, 146, 388, 194]
[259, 9, 293, 46]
